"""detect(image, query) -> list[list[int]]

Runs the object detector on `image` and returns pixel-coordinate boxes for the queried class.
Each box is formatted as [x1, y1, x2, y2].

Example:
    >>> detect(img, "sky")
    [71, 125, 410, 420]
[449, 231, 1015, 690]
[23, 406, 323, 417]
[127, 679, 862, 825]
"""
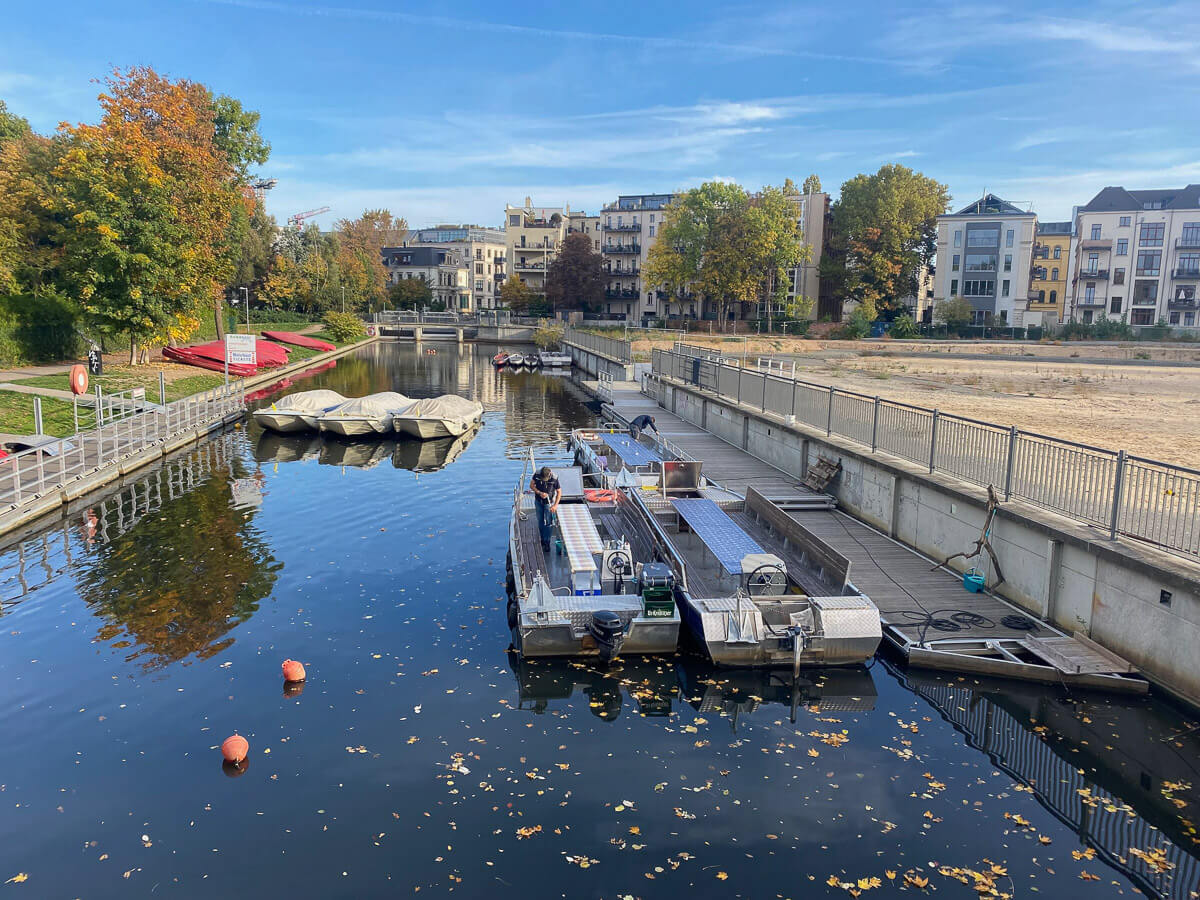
[3, 0, 1199, 229]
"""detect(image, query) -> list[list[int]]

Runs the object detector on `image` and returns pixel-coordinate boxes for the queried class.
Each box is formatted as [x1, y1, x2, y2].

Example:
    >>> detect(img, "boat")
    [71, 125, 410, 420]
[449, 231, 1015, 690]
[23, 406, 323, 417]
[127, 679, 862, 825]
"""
[252, 389, 347, 433]
[505, 457, 682, 662]
[570, 426, 700, 493]
[393, 424, 480, 472]
[538, 350, 572, 368]
[317, 391, 413, 437]
[506, 353, 527, 367]
[492, 352, 510, 367]
[391, 394, 484, 440]
[261, 331, 336, 352]
[629, 478, 882, 669]
[163, 339, 290, 375]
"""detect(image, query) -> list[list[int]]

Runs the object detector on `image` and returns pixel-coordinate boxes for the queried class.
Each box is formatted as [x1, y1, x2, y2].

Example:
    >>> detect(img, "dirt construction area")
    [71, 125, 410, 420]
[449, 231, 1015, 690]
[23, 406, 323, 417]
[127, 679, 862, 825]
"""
[634, 336, 1200, 468]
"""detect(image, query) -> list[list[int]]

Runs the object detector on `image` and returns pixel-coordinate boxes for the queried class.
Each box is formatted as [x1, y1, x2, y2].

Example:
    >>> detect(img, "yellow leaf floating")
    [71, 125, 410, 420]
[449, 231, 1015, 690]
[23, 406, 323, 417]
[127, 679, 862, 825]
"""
[716, 872, 728, 881]
[6, 873, 29, 884]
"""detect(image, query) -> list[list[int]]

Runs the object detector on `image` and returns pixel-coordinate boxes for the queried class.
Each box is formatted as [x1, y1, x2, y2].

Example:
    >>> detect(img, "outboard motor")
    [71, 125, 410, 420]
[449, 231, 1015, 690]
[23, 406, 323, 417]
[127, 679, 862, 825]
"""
[588, 610, 626, 663]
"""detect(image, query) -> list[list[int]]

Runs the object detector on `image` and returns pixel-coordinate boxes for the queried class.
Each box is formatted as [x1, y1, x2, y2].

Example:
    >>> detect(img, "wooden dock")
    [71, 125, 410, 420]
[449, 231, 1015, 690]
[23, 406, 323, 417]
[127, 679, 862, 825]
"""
[603, 382, 1147, 694]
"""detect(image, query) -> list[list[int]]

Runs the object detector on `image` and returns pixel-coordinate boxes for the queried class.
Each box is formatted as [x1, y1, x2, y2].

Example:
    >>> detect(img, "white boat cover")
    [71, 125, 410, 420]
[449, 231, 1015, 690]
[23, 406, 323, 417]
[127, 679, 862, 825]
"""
[267, 389, 346, 412]
[323, 391, 413, 420]
[398, 394, 483, 436]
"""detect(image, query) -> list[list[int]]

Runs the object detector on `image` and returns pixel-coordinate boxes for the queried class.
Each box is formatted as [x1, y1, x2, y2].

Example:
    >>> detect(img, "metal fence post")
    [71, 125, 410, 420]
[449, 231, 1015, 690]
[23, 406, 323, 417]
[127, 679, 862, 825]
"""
[1109, 449, 1127, 540]
[736, 365, 742, 405]
[159, 371, 166, 406]
[95, 384, 103, 427]
[825, 386, 834, 436]
[762, 374, 767, 412]
[790, 377, 797, 420]
[33, 396, 43, 435]
[871, 397, 880, 452]
[1004, 426, 1018, 500]
[929, 410, 940, 474]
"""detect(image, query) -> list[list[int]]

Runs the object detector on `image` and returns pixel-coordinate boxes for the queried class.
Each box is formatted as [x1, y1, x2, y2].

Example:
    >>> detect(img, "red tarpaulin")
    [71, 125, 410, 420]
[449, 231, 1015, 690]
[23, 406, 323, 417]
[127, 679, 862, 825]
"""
[162, 338, 290, 375]
[262, 331, 336, 352]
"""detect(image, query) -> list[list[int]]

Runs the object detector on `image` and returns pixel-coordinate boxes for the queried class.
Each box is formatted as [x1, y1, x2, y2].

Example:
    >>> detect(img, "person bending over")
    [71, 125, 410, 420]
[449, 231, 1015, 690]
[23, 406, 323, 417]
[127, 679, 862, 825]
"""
[530, 466, 561, 552]
[629, 414, 658, 442]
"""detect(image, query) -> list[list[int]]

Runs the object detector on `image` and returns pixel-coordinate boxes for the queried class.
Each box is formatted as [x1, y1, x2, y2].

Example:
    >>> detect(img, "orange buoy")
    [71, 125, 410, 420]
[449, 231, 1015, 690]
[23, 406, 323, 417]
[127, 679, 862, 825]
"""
[69, 364, 89, 395]
[281, 659, 306, 683]
[221, 734, 249, 763]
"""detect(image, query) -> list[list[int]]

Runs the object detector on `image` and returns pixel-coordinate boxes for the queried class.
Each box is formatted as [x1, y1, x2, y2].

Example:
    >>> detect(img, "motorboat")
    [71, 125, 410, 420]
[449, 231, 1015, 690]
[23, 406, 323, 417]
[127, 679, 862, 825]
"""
[505, 457, 681, 661]
[631, 481, 881, 669]
[252, 389, 347, 433]
[538, 350, 572, 368]
[391, 394, 484, 440]
[393, 424, 480, 472]
[570, 426, 701, 493]
[506, 353, 527, 367]
[317, 391, 414, 437]
[492, 352, 510, 367]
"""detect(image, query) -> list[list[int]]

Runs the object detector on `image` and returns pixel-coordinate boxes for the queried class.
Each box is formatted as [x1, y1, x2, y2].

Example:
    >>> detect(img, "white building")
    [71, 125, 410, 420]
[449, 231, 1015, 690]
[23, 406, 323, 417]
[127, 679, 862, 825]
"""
[933, 194, 1038, 326]
[1068, 185, 1200, 329]
[599, 193, 675, 323]
[381, 246, 469, 311]
[503, 198, 569, 296]
[780, 190, 828, 321]
[405, 225, 506, 311]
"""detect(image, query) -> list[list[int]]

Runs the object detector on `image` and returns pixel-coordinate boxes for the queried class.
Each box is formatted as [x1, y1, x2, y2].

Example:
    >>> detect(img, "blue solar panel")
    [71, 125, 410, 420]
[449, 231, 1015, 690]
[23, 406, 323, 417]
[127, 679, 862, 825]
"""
[671, 498, 764, 576]
[605, 433, 662, 467]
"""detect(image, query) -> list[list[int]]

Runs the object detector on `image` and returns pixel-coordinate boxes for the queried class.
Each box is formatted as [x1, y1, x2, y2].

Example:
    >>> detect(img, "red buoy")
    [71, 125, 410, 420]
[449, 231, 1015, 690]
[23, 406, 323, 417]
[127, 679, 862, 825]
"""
[282, 659, 306, 683]
[69, 364, 89, 396]
[221, 734, 249, 763]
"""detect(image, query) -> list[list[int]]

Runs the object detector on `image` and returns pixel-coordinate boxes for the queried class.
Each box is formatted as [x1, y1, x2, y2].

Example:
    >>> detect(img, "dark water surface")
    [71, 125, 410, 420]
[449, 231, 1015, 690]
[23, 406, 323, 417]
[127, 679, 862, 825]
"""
[1, 342, 1198, 899]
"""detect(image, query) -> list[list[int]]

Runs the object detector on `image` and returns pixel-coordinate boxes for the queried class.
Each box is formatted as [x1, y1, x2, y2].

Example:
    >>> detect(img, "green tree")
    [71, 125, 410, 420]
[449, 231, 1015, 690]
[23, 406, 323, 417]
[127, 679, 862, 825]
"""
[499, 276, 532, 313]
[545, 232, 605, 312]
[210, 94, 271, 181]
[803, 173, 822, 194]
[826, 164, 949, 321]
[889, 313, 918, 338]
[935, 296, 975, 331]
[388, 276, 432, 309]
[0, 99, 31, 146]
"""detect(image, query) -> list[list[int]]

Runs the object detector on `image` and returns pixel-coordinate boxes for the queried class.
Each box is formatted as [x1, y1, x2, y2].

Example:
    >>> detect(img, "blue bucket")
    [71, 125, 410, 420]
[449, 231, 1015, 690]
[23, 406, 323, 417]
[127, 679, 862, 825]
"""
[963, 568, 986, 592]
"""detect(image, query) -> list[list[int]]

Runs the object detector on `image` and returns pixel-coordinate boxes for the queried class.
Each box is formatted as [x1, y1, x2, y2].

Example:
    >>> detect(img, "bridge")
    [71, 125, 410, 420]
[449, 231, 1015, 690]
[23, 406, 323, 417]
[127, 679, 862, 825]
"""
[371, 310, 536, 344]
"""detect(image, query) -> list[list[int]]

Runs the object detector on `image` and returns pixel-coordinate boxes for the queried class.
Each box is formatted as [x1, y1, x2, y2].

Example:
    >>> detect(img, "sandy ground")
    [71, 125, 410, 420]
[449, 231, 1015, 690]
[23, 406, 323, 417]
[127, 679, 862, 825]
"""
[634, 336, 1200, 467]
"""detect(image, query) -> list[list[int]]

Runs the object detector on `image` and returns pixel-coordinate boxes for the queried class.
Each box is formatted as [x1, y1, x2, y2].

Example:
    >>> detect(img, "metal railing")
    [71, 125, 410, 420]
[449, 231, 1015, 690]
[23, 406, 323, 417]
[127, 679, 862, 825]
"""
[652, 347, 1200, 560]
[1, 385, 245, 519]
[562, 327, 632, 363]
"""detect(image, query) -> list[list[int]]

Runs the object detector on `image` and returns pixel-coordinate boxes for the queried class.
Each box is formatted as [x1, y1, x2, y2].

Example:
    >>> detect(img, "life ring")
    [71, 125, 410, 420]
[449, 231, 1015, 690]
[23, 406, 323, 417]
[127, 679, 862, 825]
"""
[584, 489, 618, 503]
[69, 364, 89, 395]
[366, 325, 377, 336]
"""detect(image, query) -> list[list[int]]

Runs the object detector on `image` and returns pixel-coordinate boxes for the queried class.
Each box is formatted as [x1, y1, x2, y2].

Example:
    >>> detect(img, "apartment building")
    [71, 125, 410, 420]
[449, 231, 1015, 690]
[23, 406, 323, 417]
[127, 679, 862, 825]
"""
[407, 225, 506, 311]
[380, 246, 469, 311]
[780, 190, 829, 320]
[1068, 185, 1200, 328]
[567, 211, 601, 252]
[504, 198, 569, 295]
[1027, 221, 1072, 325]
[599, 193, 675, 322]
[934, 194, 1038, 326]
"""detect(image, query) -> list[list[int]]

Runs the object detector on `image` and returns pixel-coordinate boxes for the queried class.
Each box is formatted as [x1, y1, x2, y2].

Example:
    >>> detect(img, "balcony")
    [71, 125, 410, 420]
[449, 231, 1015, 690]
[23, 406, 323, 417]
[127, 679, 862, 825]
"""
[1077, 269, 1109, 281]
[607, 222, 641, 232]
[1168, 297, 1199, 309]
[1076, 297, 1105, 307]
[1172, 268, 1200, 280]
[605, 289, 638, 300]
[603, 243, 641, 254]
[607, 268, 641, 278]
[513, 261, 547, 272]
[1176, 236, 1200, 249]
[1080, 238, 1112, 250]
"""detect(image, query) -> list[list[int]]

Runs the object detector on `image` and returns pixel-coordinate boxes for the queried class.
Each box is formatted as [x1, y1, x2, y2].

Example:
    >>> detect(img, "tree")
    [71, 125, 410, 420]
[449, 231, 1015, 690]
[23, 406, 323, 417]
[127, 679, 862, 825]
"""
[499, 276, 533, 313]
[388, 276, 432, 309]
[0, 128, 67, 295]
[935, 296, 975, 331]
[803, 173, 822, 194]
[544, 232, 604, 312]
[825, 164, 949, 321]
[333, 209, 408, 312]
[53, 67, 238, 363]
[210, 94, 270, 181]
[0, 99, 31, 146]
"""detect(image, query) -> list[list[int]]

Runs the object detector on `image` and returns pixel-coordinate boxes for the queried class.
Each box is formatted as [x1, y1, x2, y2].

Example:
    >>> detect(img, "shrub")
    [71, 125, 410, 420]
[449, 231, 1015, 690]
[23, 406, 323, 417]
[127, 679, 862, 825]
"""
[835, 306, 872, 339]
[889, 314, 918, 339]
[321, 310, 366, 342]
[0, 293, 82, 364]
[533, 321, 564, 350]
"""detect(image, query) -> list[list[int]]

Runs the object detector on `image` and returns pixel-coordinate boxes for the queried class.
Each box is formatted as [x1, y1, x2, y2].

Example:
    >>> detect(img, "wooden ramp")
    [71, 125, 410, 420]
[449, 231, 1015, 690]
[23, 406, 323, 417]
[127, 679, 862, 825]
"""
[603, 381, 1146, 694]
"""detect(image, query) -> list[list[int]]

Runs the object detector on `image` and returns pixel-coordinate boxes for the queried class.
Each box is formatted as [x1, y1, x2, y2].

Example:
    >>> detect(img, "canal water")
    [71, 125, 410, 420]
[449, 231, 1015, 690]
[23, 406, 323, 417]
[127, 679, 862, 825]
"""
[1, 342, 1197, 899]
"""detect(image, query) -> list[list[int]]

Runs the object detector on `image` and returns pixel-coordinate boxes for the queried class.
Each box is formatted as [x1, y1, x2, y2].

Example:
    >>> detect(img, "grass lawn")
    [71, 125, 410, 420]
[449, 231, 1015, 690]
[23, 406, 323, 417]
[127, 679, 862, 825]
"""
[0, 391, 79, 438]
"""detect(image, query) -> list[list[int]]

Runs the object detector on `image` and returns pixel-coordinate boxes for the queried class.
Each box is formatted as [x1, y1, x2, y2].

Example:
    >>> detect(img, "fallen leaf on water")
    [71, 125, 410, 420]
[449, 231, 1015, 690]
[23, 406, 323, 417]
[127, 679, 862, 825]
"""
[5, 873, 29, 884]
[716, 872, 728, 880]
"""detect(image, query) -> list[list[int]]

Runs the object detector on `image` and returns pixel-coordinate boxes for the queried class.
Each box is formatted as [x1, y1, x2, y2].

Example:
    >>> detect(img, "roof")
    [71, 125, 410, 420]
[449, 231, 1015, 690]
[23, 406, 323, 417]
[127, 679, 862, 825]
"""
[380, 246, 461, 267]
[1037, 221, 1073, 236]
[1080, 184, 1200, 213]
[945, 194, 1031, 217]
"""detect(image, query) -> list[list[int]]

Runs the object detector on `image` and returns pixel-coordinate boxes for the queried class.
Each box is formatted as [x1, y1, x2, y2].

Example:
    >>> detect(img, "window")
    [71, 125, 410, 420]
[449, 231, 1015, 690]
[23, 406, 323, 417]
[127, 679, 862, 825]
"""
[1006, 229, 1014, 248]
[649, 225, 656, 237]
[606, 217, 612, 227]
[952, 254, 960, 271]
[1136, 251, 1161, 276]
[475, 249, 483, 260]
[1082, 310, 1094, 324]
[1113, 267, 1125, 285]
[1004, 253, 1012, 272]
[509, 214, 521, 227]
[964, 253, 996, 271]
[650, 214, 655, 223]
[1143, 200, 1164, 210]
[1131, 308, 1155, 325]
[1090, 224, 1102, 240]
[475, 263, 483, 274]
[953, 230, 962, 248]
[967, 228, 999, 247]
[1133, 280, 1159, 304]
[1049, 290, 1057, 305]
[1187, 311, 1196, 327]
[1182, 222, 1200, 246]
[1086, 253, 1099, 274]
[1116, 238, 1129, 255]
[1110, 296, 1122, 314]
[1053, 246, 1061, 259]
[1084, 284, 1096, 303]
[1175, 285, 1196, 301]
[1119, 216, 1131, 227]
[475, 280, 483, 291]
[1139, 222, 1164, 246]
[962, 279, 993, 296]
[1037, 290, 1046, 302]
[1002, 280, 1010, 297]
[1052, 267, 1059, 281]
[950, 279, 958, 295]
[1178, 252, 1200, 274]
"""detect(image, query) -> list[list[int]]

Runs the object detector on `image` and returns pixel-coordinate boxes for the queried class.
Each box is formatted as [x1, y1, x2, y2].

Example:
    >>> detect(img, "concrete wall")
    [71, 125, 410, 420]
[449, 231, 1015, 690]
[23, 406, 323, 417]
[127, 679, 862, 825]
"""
[566, 345, 634, 381]
[658, 378, 1200, 708]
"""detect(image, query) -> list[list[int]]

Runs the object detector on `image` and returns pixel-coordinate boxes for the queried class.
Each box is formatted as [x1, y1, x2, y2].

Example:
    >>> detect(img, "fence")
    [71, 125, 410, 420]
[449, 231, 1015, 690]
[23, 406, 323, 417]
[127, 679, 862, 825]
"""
[1, 385, 244, 517]
[652, 347, 1200, 561]
[563, 327, 632, 363]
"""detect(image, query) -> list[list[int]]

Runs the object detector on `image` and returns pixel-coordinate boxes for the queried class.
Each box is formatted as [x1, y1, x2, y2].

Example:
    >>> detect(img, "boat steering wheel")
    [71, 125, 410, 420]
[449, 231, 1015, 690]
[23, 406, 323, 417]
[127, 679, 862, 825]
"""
[745, 562, 785, 592]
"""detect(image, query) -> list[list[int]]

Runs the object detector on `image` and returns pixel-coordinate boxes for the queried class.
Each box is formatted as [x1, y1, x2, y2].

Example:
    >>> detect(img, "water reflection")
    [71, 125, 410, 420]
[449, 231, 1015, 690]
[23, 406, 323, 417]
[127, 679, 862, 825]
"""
[255, 425, 481, 473]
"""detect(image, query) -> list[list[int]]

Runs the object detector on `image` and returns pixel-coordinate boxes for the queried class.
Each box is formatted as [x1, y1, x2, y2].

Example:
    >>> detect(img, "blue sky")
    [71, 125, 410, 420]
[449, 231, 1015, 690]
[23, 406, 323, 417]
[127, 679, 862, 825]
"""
[3, 0, 1199, 229]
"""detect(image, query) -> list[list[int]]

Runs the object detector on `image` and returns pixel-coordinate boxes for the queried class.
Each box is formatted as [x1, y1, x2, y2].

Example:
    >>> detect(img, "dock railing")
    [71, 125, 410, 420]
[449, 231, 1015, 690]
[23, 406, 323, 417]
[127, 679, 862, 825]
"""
[652, 347, 1200, 561]
[1, 384, 244, 518]
[563, 327, 632, 363]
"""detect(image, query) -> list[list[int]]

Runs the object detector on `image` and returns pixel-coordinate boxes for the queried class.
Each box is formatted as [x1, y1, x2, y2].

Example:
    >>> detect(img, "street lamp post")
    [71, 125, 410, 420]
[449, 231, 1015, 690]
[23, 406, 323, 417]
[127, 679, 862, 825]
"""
[341, 285, 346, 313]
[240, 287, 249, 332]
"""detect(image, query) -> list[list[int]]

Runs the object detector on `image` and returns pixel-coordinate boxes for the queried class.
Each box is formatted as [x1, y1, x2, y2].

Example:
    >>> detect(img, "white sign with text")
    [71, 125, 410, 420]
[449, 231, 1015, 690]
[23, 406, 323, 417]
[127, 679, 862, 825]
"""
[224, 333, 257, 366]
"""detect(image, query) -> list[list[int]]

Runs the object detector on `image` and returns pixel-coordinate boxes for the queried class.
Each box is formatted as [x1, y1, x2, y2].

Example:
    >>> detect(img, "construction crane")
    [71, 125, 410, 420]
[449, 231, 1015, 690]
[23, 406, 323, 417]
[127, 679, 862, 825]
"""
[251, 178, 278, 203]
[287, 206, 331, 228]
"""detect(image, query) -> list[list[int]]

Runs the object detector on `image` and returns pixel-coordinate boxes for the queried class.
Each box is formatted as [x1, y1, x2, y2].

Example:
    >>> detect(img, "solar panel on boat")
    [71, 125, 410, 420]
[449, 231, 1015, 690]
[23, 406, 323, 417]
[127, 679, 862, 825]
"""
[671, 498, 764, 576]
[604, 433, 661, 467]
[555, 504, 604, 573]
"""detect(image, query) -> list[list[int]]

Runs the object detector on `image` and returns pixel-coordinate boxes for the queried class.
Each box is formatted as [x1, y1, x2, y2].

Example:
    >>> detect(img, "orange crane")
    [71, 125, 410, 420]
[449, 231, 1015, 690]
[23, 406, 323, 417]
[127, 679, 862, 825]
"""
[287, 206, 331, 228]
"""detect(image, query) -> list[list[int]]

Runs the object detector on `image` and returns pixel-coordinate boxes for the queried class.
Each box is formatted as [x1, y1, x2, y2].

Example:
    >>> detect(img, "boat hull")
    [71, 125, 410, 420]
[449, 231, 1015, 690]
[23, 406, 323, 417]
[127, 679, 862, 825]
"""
[319, 416, 390, 437]
[394, 417, 456, 440]
[515, 613, 679, 658]
[253, 411, 314, 433]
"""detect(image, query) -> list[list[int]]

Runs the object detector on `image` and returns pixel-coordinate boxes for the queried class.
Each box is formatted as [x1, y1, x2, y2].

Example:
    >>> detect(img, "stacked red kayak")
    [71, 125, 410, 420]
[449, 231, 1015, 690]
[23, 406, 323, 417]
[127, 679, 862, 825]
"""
[262, 331, 336, 352]
[163, 339, 290, 375]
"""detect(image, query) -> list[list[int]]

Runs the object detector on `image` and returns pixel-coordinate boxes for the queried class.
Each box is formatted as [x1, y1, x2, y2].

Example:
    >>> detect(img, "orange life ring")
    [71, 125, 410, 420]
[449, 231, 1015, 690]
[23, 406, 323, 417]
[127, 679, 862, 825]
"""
[69, 364, 88, 395]
[584, 489, 618, 503]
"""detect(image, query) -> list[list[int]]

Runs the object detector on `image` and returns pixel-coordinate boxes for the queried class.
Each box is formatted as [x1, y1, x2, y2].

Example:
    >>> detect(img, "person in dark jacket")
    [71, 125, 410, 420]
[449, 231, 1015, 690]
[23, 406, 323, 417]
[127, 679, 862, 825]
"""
[530, 466, 561, 552]
[629, 414, 658, 441]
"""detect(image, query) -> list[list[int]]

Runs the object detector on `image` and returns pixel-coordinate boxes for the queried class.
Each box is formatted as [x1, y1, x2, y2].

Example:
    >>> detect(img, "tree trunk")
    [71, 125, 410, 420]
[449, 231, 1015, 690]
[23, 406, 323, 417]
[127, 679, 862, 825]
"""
[129, 334, 138, 366]
[214, 298, 226, 341]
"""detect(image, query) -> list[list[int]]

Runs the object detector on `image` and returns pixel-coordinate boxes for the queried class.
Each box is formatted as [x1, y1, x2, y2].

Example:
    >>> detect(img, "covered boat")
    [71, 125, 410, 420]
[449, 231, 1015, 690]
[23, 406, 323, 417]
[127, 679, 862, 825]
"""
[538, 350, 572, 367]
[317, 391, 413, 437]
[392, 394, 483, 440]
[252, 389, 347, 433]
[505, 459, 681, 661]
